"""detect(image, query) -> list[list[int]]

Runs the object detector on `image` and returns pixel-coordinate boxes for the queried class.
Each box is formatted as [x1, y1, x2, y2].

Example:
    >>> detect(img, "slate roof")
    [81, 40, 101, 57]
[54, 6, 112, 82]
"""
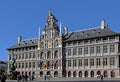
[7, 38, 38, 50]
[63, 27, 120, 42]
[7, 27, 120, 49]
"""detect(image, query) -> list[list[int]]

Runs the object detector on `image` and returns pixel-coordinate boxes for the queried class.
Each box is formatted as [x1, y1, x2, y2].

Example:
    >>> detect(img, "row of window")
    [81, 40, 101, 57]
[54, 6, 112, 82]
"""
[9, 50, 60, 60]
[67, 44, 115, 56]
[15, 60, 60, 69]
[66, 36, 116, 46]
[67, 57, 115, 67]
[15, 62, 36, 69]
[67, 70, 115, 78]
[8, 46, 37, 53]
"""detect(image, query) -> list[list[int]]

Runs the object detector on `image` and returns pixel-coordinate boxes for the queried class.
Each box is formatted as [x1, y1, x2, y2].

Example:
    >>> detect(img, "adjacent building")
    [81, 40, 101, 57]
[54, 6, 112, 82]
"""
[7, 11, 120, 78]
[0, 61, 8, 73]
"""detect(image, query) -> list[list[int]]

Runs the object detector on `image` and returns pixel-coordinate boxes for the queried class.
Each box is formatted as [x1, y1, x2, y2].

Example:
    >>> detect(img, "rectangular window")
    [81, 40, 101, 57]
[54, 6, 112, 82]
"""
[29, 62, 31, 68]
[33, 62, 35, 68]
[15, 55, 17, 59]
[90, 39, 95, 43]
[29, 53, 31, 58]
[90, 59, 94, 66]
[84, 47, 88, 54]
[22, 63, 24, 68]
[68, 49, 71, 56]
[19, 63, 21, 68]
[73, 48, 77, 55]
[110, 57, 115, 65]
[103, 58, 107, 66]
[73, 60, 77, 67]
[96, 46, 101, 53]
[22, 54, 24, 59]
[73, 42, 77, 46]
[103, 45, 108, 53]
[96, 58, 101, 66]
[33, 53, 35, 58]
[84, 59, 88, 66]
[78, 41, 84, 45]
[19, 54, 21, 59]
[25, 63, 28, 68]
[15, 63, 17, 68]
[109, 36, 115, 41]
[68, 42, 72, 46]
[78, 48, 82, 55]
[26, 54, 28, 59]
[68, 60, 71, 67]
[90, 47, 94, 54]
[84, 40, 89, 44]
[78, 59, 82, 67]
[96, 38, 101, 43]
[110, 45, 115, 52]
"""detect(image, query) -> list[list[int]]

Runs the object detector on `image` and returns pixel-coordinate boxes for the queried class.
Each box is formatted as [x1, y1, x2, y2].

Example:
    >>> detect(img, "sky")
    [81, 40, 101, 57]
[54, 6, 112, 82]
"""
[0, 0, 120, 61]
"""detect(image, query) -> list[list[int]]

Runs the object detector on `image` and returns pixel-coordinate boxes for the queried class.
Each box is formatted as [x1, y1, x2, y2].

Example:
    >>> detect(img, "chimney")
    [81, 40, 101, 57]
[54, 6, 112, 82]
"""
[18, 36, 22, 43]
[101, 20, 105, 29]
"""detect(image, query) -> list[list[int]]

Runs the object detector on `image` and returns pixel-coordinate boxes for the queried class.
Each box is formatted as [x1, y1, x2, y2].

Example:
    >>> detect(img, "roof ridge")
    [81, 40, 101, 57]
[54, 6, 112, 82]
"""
[22, 37, 37, 41]
[68, 26, 101, 33]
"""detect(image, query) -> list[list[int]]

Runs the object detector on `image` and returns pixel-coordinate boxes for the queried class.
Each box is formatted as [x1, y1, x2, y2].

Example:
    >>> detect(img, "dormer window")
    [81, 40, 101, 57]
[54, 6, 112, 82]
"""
[32, 42, 34, 44]
[97, 32, 100, 35]
[92, 29, 95, 33]
[75, 35, 79, 38]
[18, 43, 20, 46]
[81, 31, 84, 35]
[86, 34, 89, 36]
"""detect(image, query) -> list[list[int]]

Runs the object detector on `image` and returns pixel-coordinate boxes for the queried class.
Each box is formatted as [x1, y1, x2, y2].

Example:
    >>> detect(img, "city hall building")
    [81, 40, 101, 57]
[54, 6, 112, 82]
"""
[7, 11, 120, 78]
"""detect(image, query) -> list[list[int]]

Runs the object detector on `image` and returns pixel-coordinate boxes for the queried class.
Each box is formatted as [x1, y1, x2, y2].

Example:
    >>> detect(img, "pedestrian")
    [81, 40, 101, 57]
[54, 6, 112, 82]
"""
[28, 75, 31, 81]
[25, 74, 28, 81]
[44, 75, 46, 81]
[31, 75, 34, 81]
[21, 74, 25, 82]
[101, 75, 103, 80]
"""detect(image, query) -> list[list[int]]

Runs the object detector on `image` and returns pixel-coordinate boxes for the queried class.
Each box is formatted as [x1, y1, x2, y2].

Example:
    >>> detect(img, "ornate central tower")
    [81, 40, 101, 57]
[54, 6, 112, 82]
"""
[37, 9, 63, 77]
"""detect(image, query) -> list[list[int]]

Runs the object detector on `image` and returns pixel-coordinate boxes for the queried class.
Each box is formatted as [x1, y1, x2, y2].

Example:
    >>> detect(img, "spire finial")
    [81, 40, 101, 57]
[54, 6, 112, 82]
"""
[59, 22, 62, 36]
[48, 8, 52, 15]
[38, 27, 41, 37]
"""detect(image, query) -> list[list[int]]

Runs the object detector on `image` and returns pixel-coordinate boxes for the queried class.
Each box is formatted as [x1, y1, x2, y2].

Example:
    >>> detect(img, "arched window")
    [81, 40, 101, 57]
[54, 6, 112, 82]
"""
[85, 71, 88, 77]
[47, 71, 50, 75]
[40, 71, 43, 77]
[91, 71, 94, 77]
[73, 71, 76, 77]
[97, 70, 101, 75]
[79, 71, 82, 77]
[25, 72, 27, 75]
[54, 50, 58, 58]
[111, 70, 115, 78]
[40, 52, 43, 59]
[32, 71, 35, 75]
[103, 70, 108, 78]
[54, 71, 58, 77]
[55, 40, 58, 47]
[41, 42, 44, 48]
[68, 71, 71, 77]
[47, 51, 51, 59]
[29, 72, 31, 76]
